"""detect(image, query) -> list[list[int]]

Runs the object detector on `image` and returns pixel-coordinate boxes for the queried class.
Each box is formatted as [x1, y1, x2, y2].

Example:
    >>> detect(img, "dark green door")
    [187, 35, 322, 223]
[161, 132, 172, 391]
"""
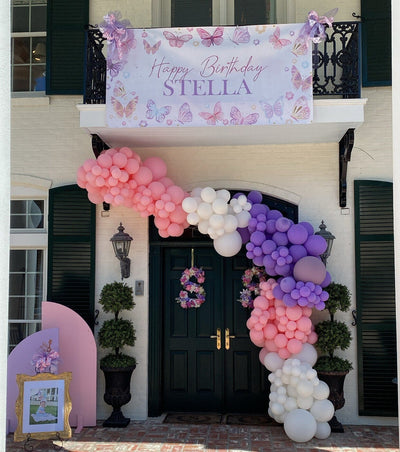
[163, 246, 267, 413]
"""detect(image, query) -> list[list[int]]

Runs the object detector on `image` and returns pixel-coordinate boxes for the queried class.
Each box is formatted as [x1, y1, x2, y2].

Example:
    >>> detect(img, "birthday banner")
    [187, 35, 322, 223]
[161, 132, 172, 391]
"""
[105, 23, 313, 128]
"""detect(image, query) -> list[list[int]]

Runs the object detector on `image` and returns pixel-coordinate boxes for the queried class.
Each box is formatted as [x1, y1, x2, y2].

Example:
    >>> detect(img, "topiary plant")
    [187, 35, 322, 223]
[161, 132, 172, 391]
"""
[98, 281, 136, 368]
[314, 282, 353, 373]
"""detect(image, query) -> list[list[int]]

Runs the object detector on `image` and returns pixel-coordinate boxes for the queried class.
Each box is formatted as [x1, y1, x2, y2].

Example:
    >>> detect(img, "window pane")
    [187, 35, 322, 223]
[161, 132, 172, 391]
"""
[9, 322, 41, 353]
[172, 0, 212, 27]
[13, 37, 30, 64]
[32, 65, 46, 91]
[9, 250, 26, 272]
[10, 200, 44, 229]
[235, 0, 272, 25]
[11, 200, 27, 214]
[31, 4, 46, 31]
[12, 66, 30, 91]
[12, 5, 29, 32]
[32, 38, 46, 63]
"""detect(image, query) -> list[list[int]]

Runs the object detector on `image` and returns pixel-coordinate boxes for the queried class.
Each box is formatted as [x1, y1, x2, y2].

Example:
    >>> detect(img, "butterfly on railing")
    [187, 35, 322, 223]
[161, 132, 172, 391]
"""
[259, 97, 284, 122]
[199, 102, 224, 125]
[163, 31, 193, 48]
[177, 103, 193, 125]
[230, 106, 259, 125]
[197, 27, 224, 47]
[143, 39, 161, 54]
[269, 26, 291, 49]
[230, 27, 250, 45]
[290, 96, 311, 122]
[146, 99, 172, 123]
[291, 66, 312, 91]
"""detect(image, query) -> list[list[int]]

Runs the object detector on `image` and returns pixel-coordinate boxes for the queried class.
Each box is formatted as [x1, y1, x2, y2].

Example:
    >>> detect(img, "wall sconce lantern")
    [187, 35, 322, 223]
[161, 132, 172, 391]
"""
[110, 223, 133, 279]
[315, 220, 335, 266]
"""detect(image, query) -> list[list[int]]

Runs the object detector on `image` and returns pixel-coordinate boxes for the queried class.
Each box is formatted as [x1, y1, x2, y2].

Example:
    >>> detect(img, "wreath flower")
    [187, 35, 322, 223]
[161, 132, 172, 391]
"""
[31, 339, 60, 374]
[238, 266, 268, 308]
[176, 267, 206, 308]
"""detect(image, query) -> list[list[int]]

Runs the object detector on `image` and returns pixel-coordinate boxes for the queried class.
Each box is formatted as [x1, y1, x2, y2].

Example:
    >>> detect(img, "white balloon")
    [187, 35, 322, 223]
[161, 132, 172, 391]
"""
[284, 409, 317, 443]
[237, 194, 247, 206]
[213, 231, 242, 257]
[277, 394, 287, 404]
[224, 215, 238, 233]
[216, 189, 231, 202]
[284, 397, 298, 412]
[292, 343, 318, 366]
[310, 399, 335, 422]
[197, 202, 213, 220]
[212, 198, 228, 215]
[201, 187, 216, 203]
[296, 395, 314, 410]
[269, 392, 278, 402]
[315, 422, 331, 439]
[190, 187, 203, 198]
[198, 220, 209, 234]
[208, 228, 219, 240]
[268, 373, 276, 383]
[297, 380, 314, 398]
[236, 210, 251, 228]
[306, 368, 317, 381]
[277, 386, 287, 395]
[270, 402, 285, 416]
[281, 374, 291, 385]
[313, 381, 330, 400]
[209, 214, 224, 229]
[187, 212, 200, 225]
[182, 197, 198, 213]
[263, 352, 284, 372]
[244, 202, 252, 211]
[290, 376, 300, 387]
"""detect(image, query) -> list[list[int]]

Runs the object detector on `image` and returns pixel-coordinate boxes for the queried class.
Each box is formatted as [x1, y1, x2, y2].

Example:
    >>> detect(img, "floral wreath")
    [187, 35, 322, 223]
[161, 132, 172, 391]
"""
[238, 266, 268, 309]
[176, 267, 206, 308]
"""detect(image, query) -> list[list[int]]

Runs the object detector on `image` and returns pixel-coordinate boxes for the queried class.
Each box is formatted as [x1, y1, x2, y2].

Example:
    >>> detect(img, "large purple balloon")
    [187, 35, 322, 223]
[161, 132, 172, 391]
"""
[276, 217, 292, 232]
[293, 256, 327, 285]
[287, 224, 308, 245]
[304, 235, 327, 256]
[247, 190, 263, 204]
[250, 203, 268, 217]
[320, 271, 331, 288]
[289, 244, 308, 263]
[251, 231, 266, 246]
[267, 210, 283, 220]
[238, 227, 250, 244]
[273, 231, 289, 246]
[299, 221, 315, 236]
[262, 239, 277, 254]
[280, 276, 296, 293]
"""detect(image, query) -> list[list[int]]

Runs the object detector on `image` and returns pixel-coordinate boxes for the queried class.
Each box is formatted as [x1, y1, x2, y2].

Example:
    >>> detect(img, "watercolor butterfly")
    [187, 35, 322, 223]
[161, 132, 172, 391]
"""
[231, 26, 250, 45]
[260, 97, 284, 121]
[177, 103, 193, 124]
[291, 66, 312, 91]
[199, 102, 224, 125]
[163, 30, 193, 48]
[290, 96, 311, 121]
[269, 26, 291, 49]
[143, 39, 161, 54]
[291, 37, 308, 56]
[197, 27, 224, 47]
[111, 96, 138, 119]
[146, 99, 171, 123]
[230, 106, 259, 125]
[108, 61, 124, 80]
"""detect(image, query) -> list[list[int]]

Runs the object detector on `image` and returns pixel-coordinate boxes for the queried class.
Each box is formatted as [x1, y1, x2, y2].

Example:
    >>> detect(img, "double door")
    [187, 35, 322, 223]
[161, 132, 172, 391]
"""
[162, 246, 267, 413]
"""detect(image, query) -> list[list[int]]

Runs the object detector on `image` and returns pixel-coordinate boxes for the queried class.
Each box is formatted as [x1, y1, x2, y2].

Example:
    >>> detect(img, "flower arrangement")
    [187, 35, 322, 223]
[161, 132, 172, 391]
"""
[238, 266, 268, 308]
[31, 339, 60, 374]
[176, 267, 206, 308]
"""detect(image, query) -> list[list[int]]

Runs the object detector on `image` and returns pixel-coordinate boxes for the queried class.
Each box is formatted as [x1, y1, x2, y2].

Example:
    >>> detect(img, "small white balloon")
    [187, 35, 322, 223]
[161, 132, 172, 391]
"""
[208, 228, 219, 240]
[263, 352, 284, 372]
[297, 380, 314, 398]
[292, 343, 318, 366]
[236, 210, 251, 228]
[187, 212, 200, 225]
[310, 399, 335, 422]
[224, 215, 238, 233]
[313, 381, 330, 400]
[281, 374, 291, 385]
[287, 385, 298, 398]
[201, 187, 216, 203]
[269, 392, 278, 402]
[244, 201, 252, 211]
[284, 409, 317, 443]
[284, 397, 298, 412]
[213, 231, 242, 257]
[233, 204, 243, 214]
[277, 394, 287, 404]
[296, 395, 314, 410]
[190, 187, 203, 197]
[270, 402, 285, 416]
[209, 214, 224, 229]
[315, 422, 331, 439]
[216, 189, 231, 202]
[197, 202, 213, 220]
[237, 194, 247, 206]
[212, 198, 229, 215]
[182, 197, 198, 213]
[306, 368, 317, 381]
[198, 220, 209, 234]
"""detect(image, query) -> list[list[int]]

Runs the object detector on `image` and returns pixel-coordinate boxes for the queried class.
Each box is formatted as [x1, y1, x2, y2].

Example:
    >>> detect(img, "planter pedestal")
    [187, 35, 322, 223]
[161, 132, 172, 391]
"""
[317, 370, 349, 433]
[101, 365, 136, 428]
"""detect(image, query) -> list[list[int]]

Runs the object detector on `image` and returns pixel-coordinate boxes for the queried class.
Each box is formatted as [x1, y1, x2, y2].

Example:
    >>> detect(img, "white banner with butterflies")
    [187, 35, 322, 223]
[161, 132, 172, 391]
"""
[106, 23, 313, 128]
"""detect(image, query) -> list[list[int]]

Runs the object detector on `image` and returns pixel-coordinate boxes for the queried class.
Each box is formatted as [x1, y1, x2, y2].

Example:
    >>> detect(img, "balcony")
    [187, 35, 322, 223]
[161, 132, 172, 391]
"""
[77, 22, 366, 148]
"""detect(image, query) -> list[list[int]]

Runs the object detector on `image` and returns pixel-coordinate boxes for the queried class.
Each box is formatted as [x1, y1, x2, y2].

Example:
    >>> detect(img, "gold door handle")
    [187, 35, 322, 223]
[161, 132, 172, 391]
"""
[210, 328, 221, 350]
[225, 328, 236, 350]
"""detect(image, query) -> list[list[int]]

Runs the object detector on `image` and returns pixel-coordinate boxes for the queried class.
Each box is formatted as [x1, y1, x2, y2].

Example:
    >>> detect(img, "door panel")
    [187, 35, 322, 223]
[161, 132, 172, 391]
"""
[163, 246, 267, 413]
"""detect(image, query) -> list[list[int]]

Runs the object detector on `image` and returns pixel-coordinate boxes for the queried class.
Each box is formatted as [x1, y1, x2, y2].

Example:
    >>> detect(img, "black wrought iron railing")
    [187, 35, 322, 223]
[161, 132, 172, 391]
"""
[83, 21, 361, 104]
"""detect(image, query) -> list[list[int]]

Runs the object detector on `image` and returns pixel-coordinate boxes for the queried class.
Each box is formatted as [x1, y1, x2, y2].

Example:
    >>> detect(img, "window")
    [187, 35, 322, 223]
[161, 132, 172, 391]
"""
[156, 0, 277, 28]
[11, 0, 47, 93]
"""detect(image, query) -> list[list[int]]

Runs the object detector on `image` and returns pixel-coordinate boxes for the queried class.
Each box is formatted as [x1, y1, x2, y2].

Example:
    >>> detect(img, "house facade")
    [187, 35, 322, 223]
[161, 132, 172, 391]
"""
[9, 0, 397, 427]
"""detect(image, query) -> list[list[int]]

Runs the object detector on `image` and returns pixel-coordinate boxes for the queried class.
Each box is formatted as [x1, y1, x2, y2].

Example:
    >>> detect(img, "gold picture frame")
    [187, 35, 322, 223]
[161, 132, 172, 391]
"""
[14, 372, 72, 442]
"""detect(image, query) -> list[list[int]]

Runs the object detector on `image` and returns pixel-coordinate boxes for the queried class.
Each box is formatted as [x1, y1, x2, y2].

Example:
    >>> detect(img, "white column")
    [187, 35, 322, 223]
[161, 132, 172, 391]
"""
[392, 0, 400, 441]
[0, 0, 10, 446]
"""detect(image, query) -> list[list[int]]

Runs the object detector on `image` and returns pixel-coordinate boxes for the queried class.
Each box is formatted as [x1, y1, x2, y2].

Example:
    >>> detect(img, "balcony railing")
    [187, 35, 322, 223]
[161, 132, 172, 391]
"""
[83, 21, 360, 105]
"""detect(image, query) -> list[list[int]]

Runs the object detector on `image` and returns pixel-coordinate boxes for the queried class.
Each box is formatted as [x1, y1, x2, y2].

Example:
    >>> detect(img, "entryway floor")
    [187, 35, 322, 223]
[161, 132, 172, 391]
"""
[6, 415, 399, 451]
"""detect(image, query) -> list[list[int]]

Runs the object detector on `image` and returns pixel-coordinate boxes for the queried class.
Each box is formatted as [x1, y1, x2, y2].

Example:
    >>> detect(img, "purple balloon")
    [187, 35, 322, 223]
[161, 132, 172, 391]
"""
[293, 256, 327, 285]
[253, 246, 263, 257]
[305, 281, 315, 291]
[298, 297, 308, 307]
[287, 224, 308, 245]
[253, 255, 264, 266]
[277, 256, 286, 266]
[267, 209, 283, 221]
[291, 289, 300, 300]
[238, 227, 250, 244]
[304, 235, 327, 256]
[275, 263, 291, 276]
[250, 203, 268, 217]
[314, 285, 323, 295]
[320, 290, 329, 302]
[273, 285, 285, 300]
[280, 276, 296, 293]
[262, 239, 277, 254]
[275, 217, 292, 232]
[273, 231, 288, 246]
[299, 221, 315, 236]
[246, 251, 255, 260]
[315, 301, 326, 310]
[266, 219, 277, 234]
[296, 281, 305, 289]
[283, 293, 297, 307]
[308, 292, 317, 303]
[257, 214, 267, 222]
[279, 247, 289, 257]
[233, 192, 245, 199]
[320, 271, 331, 288]
[248, 218, 258, 232]
[247, 190, 263, 204]
[251, 231, 266, 246]
[256, 222, 267, 232]
[300, 286, 311, 298]
[263, 255, 275, 270]
[246, 242, 255, 251]
[289, 244, 308, 263]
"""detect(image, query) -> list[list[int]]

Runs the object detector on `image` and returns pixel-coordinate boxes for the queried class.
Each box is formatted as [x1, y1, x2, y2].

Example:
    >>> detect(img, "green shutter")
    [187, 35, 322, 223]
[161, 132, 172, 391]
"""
[361, 0, 391, 86]
[48, 184, 95, 329]
[171, 0, 212, 27]
[354, 180, 397, 416]
[234, 0, 272, 25]
[46, 0, 89, 94]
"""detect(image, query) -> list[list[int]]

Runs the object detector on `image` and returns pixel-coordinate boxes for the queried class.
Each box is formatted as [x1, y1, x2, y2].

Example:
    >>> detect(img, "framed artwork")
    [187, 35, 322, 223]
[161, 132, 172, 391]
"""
[14, 372, 72, 442]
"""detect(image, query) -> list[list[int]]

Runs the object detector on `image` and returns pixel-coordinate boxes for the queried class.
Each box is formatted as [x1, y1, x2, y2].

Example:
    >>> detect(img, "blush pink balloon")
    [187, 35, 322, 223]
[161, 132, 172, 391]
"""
[88, 191, 103, 204]
[125, 158, 140, 175]
[167, 185, 185, 204]
[259, 348, 269, 365]
[278, 348, 291, 359]
[167, 223, 184, 237]
[134, 166, 153, 186]
[297, 316, 312, 332]
[253, 296, 269, 310]
[293, 256, 327, 285]
[143, 157, 168, 180]
[263, 323, 278, 340]
[250, 330, 265, 347]
[274, 333, 288, 348]
[287, 338, 302, 354]
[169, 206, 188, 224]
[154, 217, 170, 230]
[97, 153, 113, 168]
[148, 181, 166, 199]
[112, 152, 128, 168]
[119, 146, 134, 158]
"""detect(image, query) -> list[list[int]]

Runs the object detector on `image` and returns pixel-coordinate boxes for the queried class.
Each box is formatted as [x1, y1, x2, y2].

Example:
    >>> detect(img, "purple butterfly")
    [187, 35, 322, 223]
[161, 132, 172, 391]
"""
[177, 103, 192, 124]
[260, 97, 284, 122]
[230, 107, 259, 125]
[231, 27, 250, 45]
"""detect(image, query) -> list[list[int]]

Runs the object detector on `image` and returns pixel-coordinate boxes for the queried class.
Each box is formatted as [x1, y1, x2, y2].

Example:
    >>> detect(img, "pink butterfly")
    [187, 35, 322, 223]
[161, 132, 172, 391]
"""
[269, 26, 291, 49]
[197, 27, 224, 47]
[143, 39, 161, 54]
[260, 97, 284, 121]
[231, 26, 250, 45]
[291, 37, 308, 56]
[230, 107, 259, 125]
[291, 66, 312, 91]
[199, 102, 224, 125]
[146, 99, 171, 123]
[163, 30, 192, 48]
[111, 96, 138, 119]
[177, 103, 192, 124]
[290, 96, 311, 121]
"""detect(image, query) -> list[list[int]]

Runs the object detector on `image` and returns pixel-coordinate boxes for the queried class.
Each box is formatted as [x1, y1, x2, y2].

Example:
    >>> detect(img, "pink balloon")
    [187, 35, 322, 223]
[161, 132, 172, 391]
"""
[158, 176, 174, 188]
[167, 185, 185, 204]
[263, 323, 278, 339]
[168, 223, 184, 237]
[297, 316, 312, 332]
[158, 229, 169, 238]
[278, 348, 291, 359]
[287, 338, 302, 354]
[286, 305, 303, 321]
[259, 348, 268, 365]
[113, 152, 128, 168]
[148, 181, 166, 199]
[125, 158, 140, 175]
[103, 193, 114, 204]
[250, 330, 265, 347]
[274, 333, 288, 348]
[88, 191, 103, 204]
[264, 339, 278, 352]
[143, 157, 168, 180]
[135, 166, 153, 186]
[293, 256, 326, 285]
[253, 296, 269, 310]
[154, 217, 170, 230]
[97, 153, 113, 168]
[308, 331, 318, 344]
[169, 206, 188, 224]
[83, 159, 96, 172]
[119, 147, 134, 158]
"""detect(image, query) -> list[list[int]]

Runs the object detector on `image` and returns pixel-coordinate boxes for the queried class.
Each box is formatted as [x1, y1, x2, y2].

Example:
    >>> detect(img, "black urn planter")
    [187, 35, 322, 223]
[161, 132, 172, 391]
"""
[317, 370, 349, 433]
[101, 365, 136, 427]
